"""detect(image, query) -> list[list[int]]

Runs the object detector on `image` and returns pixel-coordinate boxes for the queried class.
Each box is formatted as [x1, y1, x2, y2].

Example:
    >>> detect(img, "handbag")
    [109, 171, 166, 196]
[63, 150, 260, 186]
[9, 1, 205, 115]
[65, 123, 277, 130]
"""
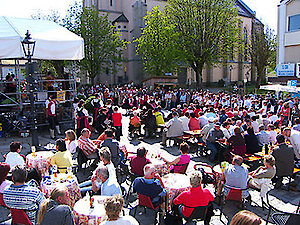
[164, 212, 183, 225]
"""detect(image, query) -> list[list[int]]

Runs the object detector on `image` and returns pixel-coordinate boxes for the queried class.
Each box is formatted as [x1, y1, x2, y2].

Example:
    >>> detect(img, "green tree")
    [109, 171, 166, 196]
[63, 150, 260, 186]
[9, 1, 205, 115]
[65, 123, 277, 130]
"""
[249, 27, 276, 88]
[167, 0, 241, 86]
[79, 6, 127, 84]
[135, 7, 182, 76]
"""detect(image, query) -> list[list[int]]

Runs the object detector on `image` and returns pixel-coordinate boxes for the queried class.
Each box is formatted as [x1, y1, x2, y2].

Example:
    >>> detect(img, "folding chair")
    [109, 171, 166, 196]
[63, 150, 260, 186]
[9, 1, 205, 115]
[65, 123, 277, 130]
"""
[133, 193, 163, 224]
[10, 208, 32, 225]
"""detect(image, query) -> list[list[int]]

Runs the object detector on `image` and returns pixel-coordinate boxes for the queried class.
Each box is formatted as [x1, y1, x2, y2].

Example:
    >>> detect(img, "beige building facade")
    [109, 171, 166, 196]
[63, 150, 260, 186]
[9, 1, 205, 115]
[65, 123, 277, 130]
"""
[277, 0, 300, 80]
[84, 0, 261, 86]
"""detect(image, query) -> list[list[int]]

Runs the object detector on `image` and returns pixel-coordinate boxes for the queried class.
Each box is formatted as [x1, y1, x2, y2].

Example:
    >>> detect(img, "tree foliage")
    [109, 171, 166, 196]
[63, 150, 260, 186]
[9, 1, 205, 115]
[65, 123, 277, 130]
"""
[135, 7, 182, 76]
[249, 27, 276, 87]
[166, 0, 241, 86]
[79, 6, 127, 84]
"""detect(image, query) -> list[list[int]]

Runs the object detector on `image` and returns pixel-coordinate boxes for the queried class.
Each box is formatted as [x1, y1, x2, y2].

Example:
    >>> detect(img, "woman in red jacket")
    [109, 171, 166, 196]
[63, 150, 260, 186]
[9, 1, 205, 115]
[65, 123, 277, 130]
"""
[112, 106, 122, 141]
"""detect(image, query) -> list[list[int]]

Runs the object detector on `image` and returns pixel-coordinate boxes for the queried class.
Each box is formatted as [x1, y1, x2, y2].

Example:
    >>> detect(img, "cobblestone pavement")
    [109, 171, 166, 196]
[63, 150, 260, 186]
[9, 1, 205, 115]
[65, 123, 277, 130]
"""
[1, 111, 299, 224]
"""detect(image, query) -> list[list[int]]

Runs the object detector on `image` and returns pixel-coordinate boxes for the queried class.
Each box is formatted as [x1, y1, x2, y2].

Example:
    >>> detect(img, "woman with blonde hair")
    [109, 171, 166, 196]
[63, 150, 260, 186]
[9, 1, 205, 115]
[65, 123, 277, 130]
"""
[37, 187, 74, 225]
[65, 129, 78, 156]
[102, 195, 138, 225]
[230, 210, 261, 225]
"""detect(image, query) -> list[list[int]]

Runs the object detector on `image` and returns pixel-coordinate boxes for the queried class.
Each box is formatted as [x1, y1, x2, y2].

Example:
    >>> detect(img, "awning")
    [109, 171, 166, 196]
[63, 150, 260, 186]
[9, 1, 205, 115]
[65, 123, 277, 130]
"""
[260, 84, 300, 93]
[0, 16, 84, 60]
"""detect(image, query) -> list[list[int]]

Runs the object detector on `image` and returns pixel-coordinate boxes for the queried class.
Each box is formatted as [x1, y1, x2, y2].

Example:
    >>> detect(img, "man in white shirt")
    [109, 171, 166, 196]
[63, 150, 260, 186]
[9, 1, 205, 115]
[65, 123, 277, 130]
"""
[179, 112, 190, 131]
[5, 141, 25, 171]
[283, 128, 300, 159]
[45, 96, 61, 139]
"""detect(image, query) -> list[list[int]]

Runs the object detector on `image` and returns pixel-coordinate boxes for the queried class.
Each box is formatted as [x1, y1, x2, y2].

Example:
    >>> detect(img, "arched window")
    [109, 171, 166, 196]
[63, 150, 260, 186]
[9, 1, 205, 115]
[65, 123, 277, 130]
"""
[110, 0, 113, 6]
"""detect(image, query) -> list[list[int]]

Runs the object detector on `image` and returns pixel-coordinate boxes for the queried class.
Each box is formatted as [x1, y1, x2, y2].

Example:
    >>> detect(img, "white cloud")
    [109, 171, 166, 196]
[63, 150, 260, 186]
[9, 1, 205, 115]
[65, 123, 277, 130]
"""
[0, 0, 77, 19]
[242, 0, 280, 31]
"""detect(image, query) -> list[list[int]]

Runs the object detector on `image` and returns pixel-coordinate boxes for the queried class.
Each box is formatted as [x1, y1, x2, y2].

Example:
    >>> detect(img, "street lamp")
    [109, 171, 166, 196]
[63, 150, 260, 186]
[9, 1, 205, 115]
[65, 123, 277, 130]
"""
[22, 30, 39, 148]
[228, 65, 233, 108]
[22, 30, 36, 62]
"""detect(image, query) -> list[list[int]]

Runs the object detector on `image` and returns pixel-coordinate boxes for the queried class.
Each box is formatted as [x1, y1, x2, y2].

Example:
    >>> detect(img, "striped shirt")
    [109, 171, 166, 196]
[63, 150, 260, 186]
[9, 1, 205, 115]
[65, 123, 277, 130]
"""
[78, 136, 97, 156]
[3, 184, 45, 224]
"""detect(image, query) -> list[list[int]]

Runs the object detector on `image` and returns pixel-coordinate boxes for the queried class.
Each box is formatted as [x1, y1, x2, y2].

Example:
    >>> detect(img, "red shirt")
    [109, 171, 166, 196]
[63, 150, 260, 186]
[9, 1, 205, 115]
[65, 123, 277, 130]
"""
[189, 118, 200, 131]
[112, 112, 122, 126]
[129, 156, 151, 176]
[173, 186, 214, 217]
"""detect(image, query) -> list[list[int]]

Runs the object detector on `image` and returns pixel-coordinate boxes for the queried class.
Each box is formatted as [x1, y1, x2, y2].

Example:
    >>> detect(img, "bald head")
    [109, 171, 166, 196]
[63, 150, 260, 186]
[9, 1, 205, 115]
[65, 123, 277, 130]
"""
[144, 164, 156, 179]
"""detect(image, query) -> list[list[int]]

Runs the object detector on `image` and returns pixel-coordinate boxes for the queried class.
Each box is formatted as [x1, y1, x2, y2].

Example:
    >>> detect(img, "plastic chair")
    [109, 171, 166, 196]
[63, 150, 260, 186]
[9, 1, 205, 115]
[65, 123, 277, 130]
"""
[10, 208, 32, 225]
[220, 184, 248, 223]
[133, 193, 163, 224]
[182, 203, 211, 223]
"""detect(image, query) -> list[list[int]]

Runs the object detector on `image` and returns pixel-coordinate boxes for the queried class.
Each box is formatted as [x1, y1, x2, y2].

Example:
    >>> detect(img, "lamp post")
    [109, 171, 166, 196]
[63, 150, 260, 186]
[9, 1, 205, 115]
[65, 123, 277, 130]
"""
[22, 30, 39, 148]
[245, 70, 250, 94]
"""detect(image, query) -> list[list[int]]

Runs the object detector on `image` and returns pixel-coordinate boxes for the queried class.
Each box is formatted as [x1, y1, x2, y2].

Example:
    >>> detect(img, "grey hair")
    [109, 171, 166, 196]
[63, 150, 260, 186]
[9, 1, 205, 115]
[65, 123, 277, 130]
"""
[190, 171, 202, 188]
[96, 165, 109, 180]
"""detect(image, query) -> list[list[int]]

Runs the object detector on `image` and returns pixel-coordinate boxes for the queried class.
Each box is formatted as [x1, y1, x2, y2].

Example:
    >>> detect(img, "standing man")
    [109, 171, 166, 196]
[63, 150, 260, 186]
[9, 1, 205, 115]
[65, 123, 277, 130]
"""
[45, 95, 61, 139]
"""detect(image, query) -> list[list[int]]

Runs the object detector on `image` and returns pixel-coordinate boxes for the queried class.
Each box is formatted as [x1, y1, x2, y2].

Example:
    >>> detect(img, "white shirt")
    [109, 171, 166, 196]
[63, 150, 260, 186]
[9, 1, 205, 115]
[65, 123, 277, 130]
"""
[289, 130, 300, 159]
[0, 180, 12, 193]
[65, 140, 78, 154]
[101, 216, 139, 225]
[221, 127, 231, 139]
[5, 152, 25, 171]
[45, 99, 56, 115]
[179, 116, 190, 131]
[269, 115, 279, 124]
[268, 130, 277, 144]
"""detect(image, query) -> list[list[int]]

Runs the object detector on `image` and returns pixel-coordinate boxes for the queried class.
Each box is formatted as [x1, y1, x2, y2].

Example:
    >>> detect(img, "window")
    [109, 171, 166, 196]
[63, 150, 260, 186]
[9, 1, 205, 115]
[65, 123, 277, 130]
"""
[124, 25, 127, 29]
[118, 25, 121, 29]
[110, 0, 113, 6]
[288, 14, 300, 32]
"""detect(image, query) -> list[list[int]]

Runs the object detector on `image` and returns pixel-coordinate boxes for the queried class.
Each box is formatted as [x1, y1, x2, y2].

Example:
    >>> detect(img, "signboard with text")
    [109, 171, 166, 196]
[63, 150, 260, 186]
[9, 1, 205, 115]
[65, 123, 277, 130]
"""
[57, 91, 66, 102]
[296, 63, 300, 78]
[276, 63, 295, 76]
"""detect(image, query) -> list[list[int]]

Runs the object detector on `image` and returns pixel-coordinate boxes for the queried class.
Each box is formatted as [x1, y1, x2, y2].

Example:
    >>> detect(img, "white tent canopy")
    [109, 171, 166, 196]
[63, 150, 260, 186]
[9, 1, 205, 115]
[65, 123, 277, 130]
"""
[0, 16, 84, 60]
[260, 84, 300, 93]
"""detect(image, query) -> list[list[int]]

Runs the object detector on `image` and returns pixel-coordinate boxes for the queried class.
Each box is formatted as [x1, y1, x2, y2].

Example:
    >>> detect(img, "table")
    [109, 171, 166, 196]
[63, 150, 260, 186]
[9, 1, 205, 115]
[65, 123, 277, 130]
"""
[41, 173, 81, 207]
[184, 130, 201, 136]
[162, 173, 190, 211]
[26, 151, 53, 175]
[74, 195, 109, 225]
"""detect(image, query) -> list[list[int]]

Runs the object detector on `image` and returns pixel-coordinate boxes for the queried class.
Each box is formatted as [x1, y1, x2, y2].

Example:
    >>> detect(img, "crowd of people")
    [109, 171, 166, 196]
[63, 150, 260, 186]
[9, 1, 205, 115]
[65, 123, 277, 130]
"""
[1, 84, 300, 224]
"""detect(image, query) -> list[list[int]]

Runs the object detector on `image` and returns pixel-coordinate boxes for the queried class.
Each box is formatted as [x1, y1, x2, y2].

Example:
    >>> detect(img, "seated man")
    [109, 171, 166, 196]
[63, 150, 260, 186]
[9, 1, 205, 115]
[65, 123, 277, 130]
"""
[100, 129, 120, 167]
[93, 164, 121, 196]
[5, 141, 25, 171]
[37, 187, 74, 225]
[3, 165, 45, 224]
[79, 147, 117, 194]
[217, 155, 249, 199]
[162, 111, 184, 146]
[271, 134, 294, 188]
[78, 128, 99, 159]
[206, 122, 225, 161]
[173, 171, 214, 225]
[129, 147, 151, 176]
[133, 164, 166, 207]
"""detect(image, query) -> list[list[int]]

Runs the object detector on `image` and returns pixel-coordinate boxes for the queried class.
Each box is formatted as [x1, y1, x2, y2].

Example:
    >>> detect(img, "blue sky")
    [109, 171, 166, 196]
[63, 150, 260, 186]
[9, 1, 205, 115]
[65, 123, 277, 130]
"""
[0, 0, 279, 31]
